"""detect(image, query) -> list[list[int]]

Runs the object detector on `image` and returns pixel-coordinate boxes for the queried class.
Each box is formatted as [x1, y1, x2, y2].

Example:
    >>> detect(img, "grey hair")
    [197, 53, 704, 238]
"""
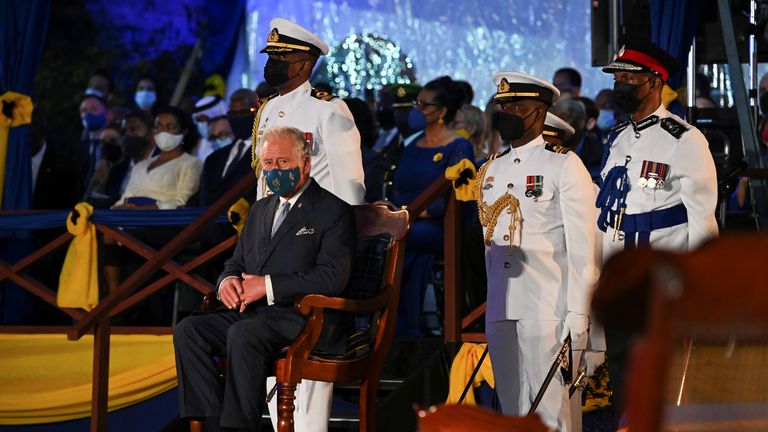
[257, 126, 310, 161]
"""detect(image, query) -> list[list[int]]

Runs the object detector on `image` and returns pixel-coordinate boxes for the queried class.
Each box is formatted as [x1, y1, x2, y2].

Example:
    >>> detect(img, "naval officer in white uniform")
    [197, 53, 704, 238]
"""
[252, 18, 364, 206]
[477, 72, 598, 431]
[249, 18, 364, 432]
[595, 36, 718, 419]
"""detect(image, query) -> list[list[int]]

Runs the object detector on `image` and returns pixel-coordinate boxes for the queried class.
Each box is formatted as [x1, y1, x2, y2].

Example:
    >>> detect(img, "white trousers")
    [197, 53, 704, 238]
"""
[486, 319, 573, 431]
[266, 377, 333, 432]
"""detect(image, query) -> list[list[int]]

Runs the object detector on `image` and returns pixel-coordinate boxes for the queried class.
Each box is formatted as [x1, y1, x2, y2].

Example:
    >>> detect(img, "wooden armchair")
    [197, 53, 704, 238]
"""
[274, 204, 409, 432]
[592, 233, 768, 432]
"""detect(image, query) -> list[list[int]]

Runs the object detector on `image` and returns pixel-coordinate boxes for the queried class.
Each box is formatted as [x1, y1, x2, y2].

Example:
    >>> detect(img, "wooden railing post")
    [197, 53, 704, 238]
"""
[443, 194, 463, 344]
[91, 317, 110, 432]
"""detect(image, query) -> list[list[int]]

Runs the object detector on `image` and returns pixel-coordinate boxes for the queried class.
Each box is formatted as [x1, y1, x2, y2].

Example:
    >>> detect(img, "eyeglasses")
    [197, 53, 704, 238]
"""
[413, 100, 440, 109]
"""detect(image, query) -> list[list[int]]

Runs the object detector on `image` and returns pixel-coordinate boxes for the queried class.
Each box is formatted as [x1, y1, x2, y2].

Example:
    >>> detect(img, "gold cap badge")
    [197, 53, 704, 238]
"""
[268, 28, 279, 43]
[497, 78, 510, 94]
[396, 86, 406, 98]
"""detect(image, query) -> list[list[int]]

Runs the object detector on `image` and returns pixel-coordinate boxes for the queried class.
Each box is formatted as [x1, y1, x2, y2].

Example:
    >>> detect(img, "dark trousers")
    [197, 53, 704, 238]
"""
[173, 305, 307, 431]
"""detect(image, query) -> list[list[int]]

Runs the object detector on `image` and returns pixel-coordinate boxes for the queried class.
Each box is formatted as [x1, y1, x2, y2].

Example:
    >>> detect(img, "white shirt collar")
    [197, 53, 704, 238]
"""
[277, 81, 312, 102]
[278, 177, 311, 207]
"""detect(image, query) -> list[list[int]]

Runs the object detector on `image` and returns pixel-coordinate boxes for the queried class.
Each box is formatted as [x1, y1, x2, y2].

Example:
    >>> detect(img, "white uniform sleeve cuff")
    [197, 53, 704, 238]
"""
[265, 275, 274, 305]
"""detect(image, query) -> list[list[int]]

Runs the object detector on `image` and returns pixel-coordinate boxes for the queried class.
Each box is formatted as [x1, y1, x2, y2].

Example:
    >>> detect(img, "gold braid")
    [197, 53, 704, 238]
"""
[475, 155, 522, 249]
[250, 93, 277, 179]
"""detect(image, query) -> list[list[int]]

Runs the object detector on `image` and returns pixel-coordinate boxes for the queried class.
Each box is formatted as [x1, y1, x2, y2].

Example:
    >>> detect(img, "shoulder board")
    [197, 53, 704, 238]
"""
[310, 89, 337, 101]
[259, 92, 278, 106]
[544, 143, 572, 154]
[660, 117, 688, 139]
[611, 120, 630, 133]
[487, 147, 511, 162]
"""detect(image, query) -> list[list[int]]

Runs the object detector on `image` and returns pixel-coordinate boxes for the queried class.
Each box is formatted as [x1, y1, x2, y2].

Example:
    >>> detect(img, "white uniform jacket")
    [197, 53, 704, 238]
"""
[479, 136, 597, 322]
[598, 104, 718, 259]
[255, 81, 365, 205]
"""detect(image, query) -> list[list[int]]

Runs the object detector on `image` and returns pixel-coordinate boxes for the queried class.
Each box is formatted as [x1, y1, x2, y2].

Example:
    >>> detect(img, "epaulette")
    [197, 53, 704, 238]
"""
[544, 142, 572, 154]
[660, 117, 688, 139]
[310, 88, 337, 101]
[611, 120, 630, 133]
[259, 92, 278, 106]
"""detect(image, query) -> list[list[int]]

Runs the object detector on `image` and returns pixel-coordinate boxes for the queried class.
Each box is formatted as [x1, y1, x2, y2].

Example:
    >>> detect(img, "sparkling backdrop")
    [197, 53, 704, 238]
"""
[244, 0, 614, 104]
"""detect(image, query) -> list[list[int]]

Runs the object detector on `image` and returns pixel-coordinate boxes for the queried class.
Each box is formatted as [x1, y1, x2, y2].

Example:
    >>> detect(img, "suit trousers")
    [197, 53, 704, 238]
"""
[486, 319, 572, 431]
[174, 305, 307, 431]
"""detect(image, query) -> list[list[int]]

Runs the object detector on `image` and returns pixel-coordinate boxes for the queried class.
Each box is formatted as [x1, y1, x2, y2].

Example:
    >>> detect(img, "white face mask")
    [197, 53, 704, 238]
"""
[154, 131, 184, 152]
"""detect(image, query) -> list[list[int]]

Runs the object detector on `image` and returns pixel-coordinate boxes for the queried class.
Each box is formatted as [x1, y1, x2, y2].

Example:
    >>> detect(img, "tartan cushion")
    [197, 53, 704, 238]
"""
[343, 233, 392, 300]
[310, 234, 392, 362]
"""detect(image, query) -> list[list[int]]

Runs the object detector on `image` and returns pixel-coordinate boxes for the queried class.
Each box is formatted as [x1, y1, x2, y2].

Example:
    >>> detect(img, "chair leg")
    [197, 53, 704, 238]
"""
[277, 382, 297, 432]
[360, 378, 378, 432]
[189, 419, 204, 432]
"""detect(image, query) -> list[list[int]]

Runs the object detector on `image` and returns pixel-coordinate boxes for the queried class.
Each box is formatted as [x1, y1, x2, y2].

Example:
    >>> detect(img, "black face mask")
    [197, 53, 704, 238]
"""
[263, 58, 302, 88]
[229, 115, 255, 140]
[613, 79, 652, 115]
[393, 109, 415, 137]
[493, 109, 537, 142]
[123, 135, 150, 161]
[760, 93, 768, 115]
[376, 108, 395, 130]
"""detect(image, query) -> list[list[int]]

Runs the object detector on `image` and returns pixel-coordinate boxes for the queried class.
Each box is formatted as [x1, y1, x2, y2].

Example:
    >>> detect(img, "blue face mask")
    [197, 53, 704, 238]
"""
[264, 166, 301, 196]
[408, 107, 427, 132]
[134, 90, 156, 110]
[82, 112, 107, 131]
[210, 137, 231, 151]
[596, 109, 616, 131]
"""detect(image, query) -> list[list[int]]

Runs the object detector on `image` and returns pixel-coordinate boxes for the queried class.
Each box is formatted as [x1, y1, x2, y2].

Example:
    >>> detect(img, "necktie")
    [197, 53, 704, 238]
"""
[224, 141, 245, 178]
[271, 201, 291, 237]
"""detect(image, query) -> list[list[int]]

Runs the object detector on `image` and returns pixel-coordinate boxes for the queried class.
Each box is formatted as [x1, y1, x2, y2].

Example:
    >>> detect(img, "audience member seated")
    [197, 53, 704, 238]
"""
[192, 95, 229, 160]
[173, 126, 356, 431]
[133, 75, 160, 114]
[553, 66, 582, 98]
[483, 96, 503, 158]
[84, 124, 122, 201]
[451, 104, 487, 164]
[75, 94, 112, 190]
[30, 107, 83, 210]
[594, 88, 624, 134]
[97, 110, 156, 208]
[104, 107, 202, 322]
[376, 84, 423, 201]
[344, 97, 381, 203]
[388, 76, 474, 337]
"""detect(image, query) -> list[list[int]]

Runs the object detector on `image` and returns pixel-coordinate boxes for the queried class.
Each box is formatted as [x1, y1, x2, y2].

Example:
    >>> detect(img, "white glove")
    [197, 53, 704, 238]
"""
[583, 351, 606, 377]
[560, 312, 589, 343]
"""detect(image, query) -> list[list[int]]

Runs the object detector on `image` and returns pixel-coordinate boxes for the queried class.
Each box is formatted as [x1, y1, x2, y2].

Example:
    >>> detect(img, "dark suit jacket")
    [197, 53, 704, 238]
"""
[33, 144, 83, 210]
[217, 178, 356, 351]
[97, 158, 131, 208]
[198, 140, 255, 207]
[195, 140, 257, 245]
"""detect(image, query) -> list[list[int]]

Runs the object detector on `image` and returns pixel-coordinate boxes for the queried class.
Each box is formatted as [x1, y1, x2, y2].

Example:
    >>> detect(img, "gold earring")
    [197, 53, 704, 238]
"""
[438, 117, 444, 124]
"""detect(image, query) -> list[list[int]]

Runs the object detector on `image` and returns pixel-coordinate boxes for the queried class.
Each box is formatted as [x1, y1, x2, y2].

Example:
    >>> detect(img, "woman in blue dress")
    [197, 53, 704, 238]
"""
[390, 76, 474, 337]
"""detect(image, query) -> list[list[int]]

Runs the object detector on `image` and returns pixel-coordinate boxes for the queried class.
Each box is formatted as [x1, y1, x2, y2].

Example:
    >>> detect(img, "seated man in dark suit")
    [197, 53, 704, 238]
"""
[174, 126, 357, 432]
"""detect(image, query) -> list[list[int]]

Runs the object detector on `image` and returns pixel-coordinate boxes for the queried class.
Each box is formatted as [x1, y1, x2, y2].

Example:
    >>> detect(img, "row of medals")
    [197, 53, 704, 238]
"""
[637, 175, 665, 190]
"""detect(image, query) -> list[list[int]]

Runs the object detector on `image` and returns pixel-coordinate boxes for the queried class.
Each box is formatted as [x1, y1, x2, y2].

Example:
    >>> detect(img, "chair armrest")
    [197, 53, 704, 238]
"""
[296, 291, 390, 316]
[202, 290, 223, 311]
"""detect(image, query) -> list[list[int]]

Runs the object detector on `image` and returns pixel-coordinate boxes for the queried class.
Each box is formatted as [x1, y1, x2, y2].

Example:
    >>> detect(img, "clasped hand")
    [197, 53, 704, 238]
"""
[218, 273, 267, 312]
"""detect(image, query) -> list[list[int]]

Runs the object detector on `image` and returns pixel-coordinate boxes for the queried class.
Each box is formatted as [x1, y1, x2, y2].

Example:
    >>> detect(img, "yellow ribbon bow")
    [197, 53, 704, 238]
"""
[446, 343, 495, 405]
[445, 158, 478, 202]
[58, 202, 99, 311]
[228, 198, 251, 236]
[0, 91, 34, 208]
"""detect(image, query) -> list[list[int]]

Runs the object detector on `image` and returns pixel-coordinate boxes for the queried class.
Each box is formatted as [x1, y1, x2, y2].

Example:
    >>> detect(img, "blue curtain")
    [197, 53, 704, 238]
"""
[650, 0, 701, 119]
[0, 0, 51, 212]
[0, 0, 50, 324]
[202, 0, 245, 77]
